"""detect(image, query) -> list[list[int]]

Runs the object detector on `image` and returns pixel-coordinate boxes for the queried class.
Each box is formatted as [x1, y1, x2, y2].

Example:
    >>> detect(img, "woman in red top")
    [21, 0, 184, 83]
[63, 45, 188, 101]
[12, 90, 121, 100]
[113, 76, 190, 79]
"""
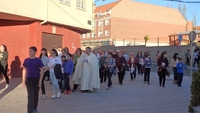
[116, 51, 127, 85]
[128, 53, 138, 81]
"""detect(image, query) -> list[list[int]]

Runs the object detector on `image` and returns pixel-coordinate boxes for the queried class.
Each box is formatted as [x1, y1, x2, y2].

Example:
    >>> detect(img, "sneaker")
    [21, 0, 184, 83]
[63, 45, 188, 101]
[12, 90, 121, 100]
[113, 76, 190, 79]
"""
[41, 94, 46, 100]
[56, 92, 61, 98]
[33, 109, 38, 113]
[51, 94, 56, 99]
[5, 84, 10, 89]
[106, 87, 110, 90]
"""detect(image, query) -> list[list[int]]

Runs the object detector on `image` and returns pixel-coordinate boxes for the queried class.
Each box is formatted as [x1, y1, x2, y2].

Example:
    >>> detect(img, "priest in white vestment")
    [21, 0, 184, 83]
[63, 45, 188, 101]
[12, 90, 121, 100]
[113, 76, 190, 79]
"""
[73, 47, 100, 92]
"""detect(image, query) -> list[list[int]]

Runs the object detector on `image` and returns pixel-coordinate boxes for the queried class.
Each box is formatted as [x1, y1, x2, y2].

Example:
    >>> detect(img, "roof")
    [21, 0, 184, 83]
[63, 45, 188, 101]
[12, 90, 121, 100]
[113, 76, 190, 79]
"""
[111, 0, 186, 26]
[169, 30, 200, 36]
[94, 0, 121, 13]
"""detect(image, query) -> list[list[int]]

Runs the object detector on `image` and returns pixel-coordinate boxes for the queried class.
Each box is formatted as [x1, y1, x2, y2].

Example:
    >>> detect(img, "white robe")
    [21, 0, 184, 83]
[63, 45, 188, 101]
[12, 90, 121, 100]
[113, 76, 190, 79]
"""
[73, 52, 100, 91]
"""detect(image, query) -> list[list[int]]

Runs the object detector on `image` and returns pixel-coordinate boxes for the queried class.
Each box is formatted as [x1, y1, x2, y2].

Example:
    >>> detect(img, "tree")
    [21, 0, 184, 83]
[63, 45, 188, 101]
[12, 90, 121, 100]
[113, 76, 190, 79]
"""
[178, 4, 187, 20]
[188, 66, 200, 113]
[144, 35, 149, 46]
[193, 14, 197, 30]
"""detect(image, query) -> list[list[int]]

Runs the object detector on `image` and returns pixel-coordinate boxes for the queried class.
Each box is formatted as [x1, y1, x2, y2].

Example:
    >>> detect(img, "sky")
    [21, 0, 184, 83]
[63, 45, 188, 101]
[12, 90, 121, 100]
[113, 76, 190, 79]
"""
[95, 0, 200, 25]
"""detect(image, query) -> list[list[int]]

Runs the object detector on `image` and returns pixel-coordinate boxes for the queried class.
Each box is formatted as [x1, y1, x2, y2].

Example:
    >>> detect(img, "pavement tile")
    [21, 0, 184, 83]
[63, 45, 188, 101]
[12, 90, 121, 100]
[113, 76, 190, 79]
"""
[0, 72, 194, 113]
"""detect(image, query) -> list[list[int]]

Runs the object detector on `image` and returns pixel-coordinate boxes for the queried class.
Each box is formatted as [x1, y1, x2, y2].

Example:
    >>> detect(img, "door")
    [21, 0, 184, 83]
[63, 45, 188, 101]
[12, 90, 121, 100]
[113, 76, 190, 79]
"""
[42, 33, 63, 51]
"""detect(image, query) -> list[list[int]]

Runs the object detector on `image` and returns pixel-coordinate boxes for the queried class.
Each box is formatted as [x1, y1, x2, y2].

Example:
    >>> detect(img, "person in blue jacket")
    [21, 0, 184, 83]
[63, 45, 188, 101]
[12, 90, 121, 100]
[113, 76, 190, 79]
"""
[63, 54, 74, 94]
[176, 58, 188, 87]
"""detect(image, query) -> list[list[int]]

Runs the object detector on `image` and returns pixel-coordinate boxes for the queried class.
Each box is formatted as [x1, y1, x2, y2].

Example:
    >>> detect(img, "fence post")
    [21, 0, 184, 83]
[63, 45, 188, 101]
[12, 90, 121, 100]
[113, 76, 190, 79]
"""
[158, 37, 159, 46]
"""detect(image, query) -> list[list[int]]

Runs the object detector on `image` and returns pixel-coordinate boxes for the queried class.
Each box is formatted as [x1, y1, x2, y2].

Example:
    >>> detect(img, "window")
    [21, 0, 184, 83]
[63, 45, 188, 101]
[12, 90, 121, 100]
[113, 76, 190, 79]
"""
[105, 30, 110, 36]
[77, 0, 85, 9]
[92, 33, 96, 38]
[87, 33, 90, 38]
[82, 34, 86, 38]
[98, 32, 103, 37]
[105, 19, 109, 25]
[59, 0, 70, 4]
[98, 20, 103, 26]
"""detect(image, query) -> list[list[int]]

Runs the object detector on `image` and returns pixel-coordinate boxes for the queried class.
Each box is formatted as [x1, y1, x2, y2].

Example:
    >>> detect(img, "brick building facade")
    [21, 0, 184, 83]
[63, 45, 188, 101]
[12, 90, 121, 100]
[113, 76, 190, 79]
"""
[81, 0, 186, 47]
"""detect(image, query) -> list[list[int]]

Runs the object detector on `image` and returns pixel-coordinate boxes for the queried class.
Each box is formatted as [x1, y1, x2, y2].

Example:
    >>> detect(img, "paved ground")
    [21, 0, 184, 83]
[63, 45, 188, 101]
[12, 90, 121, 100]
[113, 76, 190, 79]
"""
[0, 72, 193, 113]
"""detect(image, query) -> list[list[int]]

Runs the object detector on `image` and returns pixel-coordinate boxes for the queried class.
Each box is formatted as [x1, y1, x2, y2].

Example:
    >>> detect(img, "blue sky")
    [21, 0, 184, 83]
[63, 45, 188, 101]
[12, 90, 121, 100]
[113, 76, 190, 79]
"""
[95, 0, 200, 25]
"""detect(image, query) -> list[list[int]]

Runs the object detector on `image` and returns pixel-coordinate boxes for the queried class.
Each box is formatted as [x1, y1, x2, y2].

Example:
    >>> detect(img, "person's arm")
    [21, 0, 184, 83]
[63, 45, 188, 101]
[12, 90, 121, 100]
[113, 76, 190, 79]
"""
[22, 67, 26, 86]
[39, 67, 44, 87]
[170, 59, 174, 68]
[0, 51, 8, 60]
[70, 62, 74, 76]
[182, 63, 188, 69]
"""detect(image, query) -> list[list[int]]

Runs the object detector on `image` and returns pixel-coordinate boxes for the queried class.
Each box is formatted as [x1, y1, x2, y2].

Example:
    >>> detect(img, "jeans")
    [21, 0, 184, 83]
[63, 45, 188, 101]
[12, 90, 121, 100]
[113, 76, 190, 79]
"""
[99, 67, 107, 83]
[105, 69, 113, 87]
[137, 64, 141, 74]
[177, 73, 183, 86]
[193, 58, 199, 67]
[185, 58, 190, 65]
[159, 76, 166, 87]
[118, 70, 125, 84]
[25, 78, 39, 113]
[173, 67, 178, 81]
[144, 68, 151, 83]
[64, 73, 71, 91]
[130, 72, 136, 80]
[50, 72, 60, 94]
[0, 65, 9, 84]
[41, 71, 49, 95]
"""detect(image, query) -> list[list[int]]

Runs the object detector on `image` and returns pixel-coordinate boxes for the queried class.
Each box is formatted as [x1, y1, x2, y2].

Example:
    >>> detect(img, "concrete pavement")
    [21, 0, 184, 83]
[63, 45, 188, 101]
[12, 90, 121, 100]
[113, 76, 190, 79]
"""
[0, 72, 192, 113]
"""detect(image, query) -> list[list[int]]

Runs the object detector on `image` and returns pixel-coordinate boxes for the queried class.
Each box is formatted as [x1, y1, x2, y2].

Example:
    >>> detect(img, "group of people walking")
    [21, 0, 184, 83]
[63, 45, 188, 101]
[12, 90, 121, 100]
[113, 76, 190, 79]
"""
[0, 44, 191, 113]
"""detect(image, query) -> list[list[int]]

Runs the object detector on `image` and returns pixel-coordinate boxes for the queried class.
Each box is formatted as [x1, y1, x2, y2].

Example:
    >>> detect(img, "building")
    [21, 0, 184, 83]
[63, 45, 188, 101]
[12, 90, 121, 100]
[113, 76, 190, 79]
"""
[81, 0, 186, 47]
[0, 0, 93, 77]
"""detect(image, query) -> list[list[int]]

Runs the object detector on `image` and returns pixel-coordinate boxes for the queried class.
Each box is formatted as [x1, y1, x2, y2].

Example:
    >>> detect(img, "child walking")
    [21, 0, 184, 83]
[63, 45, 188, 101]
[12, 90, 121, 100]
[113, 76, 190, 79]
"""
[158, 62, 169, 87]
[176, 58, 188, 87]
[63, 54, 74, 94]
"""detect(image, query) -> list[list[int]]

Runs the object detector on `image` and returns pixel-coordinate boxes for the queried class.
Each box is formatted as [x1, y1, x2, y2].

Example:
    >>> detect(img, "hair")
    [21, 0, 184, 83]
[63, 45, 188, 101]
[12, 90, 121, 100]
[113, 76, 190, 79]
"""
[64, 47, 69, 53]
[160, 52, 165, 59]
[75, 48, 82, 55]
[51, 49, 58, 56]
[1, 44, 7, 51]
[67, 53, 72, 58]
[179, 58, 182, 61]
[61, 55, 66, 58]
[173, 53, 178, 61]
[136, 51, 142, 57]
[39, 48, 48, 59]
[29, 46, 37, 52]
[108, 52, 113, 56]
[86, 47, 91, 51]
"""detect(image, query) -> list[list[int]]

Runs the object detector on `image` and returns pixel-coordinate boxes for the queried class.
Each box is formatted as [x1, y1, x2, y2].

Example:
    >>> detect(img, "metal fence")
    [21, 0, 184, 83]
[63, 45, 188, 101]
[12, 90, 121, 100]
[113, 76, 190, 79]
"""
[81, 37, 191, 47]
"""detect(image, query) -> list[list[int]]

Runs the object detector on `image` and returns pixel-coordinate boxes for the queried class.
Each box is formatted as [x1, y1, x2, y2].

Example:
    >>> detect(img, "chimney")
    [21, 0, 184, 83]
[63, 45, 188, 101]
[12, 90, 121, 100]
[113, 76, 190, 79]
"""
[186, 21, 193, 31]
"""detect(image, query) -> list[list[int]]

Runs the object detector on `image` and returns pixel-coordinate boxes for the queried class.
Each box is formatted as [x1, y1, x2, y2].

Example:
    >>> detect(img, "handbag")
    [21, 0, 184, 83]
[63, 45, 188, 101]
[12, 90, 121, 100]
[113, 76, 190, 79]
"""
[54, 64, 63, 79]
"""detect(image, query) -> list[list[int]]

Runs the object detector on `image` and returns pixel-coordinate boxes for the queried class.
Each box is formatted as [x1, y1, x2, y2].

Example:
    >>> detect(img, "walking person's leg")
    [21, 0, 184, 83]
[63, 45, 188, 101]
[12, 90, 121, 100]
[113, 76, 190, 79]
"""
[2, 65, 9, 87]
[133, 71, 136, 79]
[104, 71, 107, 82]
[144, 68, 147, 83]
[118, 71, 121, 84]
[50, 72, 59, 98]
[66, 74, 71, 91]
[159, 76, 162, 86]
[178, 73, 183, 87]
[147, 68, 151, 84]
[41, 71, 46, 99]
[99, 68, 103, 83]
[173, 67, 178, 84]
[130, 72, 133, 80]
[163, 76, 166, 87]
[121, 71, 125, 84]
[25, 78, 35, 113]
[33, 78, 40, 111]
